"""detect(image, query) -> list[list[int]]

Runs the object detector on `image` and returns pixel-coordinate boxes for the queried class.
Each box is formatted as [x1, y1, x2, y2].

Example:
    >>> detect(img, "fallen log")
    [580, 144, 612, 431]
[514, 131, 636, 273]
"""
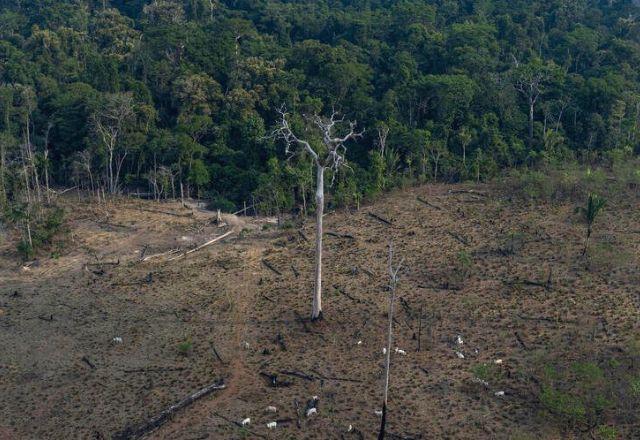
[167, 230, 235, 261]
[123, 367, 186, 373]
[141, 248, 181, 262]
[113, 379, 226, 440]
[298, 230, 310, 242]
[326, 231, 355, 239]
[334, 285, 360, 303]
[81, 356, 96, 369]
[446, 231, 469, 246]
[448, 189, 488, 197]
[262, 259, 283, 276]
[360, 267, 375, 278]
[515, 331, 529, 350]
[85, 259, 120, 267]
[259, 372, 292, 388]
[279, 370, 315, 381]
[138, 207, 194, 218]
[212, 346, 226, 364]
[368, 212, 393, 226]
[416, 197, 443, 211]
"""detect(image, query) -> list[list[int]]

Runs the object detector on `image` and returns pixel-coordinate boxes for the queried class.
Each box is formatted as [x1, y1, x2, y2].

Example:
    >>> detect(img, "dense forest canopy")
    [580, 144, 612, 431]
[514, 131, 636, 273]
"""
[1, 0, 640, 216]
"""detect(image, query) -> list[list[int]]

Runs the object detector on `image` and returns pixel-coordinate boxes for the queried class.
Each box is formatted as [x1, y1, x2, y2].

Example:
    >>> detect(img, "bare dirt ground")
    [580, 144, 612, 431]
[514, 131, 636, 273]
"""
[1, 184, 639, 439]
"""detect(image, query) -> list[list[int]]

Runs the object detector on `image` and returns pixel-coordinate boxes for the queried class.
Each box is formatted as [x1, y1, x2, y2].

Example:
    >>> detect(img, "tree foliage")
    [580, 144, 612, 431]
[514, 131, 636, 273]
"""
[0, 0, 638, 212]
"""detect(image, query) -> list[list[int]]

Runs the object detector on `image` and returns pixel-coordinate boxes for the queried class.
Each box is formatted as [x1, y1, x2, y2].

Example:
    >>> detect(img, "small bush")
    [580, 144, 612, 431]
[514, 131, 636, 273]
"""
[539, 361, 611, 430]
[177, 339, 193, 355]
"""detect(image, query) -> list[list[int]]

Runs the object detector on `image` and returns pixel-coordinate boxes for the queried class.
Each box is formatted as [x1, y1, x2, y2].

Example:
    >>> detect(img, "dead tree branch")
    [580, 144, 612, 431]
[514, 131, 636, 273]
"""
[114, 380, 226, 439]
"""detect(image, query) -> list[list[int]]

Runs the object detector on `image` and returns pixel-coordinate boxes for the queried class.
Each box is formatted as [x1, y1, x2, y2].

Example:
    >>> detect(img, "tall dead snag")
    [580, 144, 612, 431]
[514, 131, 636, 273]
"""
[273, 107, 363, 320]
[379, 243, 404, 440]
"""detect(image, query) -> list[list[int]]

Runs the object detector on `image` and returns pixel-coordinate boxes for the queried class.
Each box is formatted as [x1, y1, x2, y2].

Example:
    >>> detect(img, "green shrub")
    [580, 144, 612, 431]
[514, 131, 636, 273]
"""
[595, 425, 618, 440]
[177, 339, 193, 355]
[538, 362, 612, 431]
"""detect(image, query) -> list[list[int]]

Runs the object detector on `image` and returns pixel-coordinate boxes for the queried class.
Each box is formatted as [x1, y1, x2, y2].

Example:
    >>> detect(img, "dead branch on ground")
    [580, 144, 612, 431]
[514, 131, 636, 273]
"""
[114, 380, 226, 439]
[416, 197, 443, 211]
[262, 259, 283, 276]
[369, 212, 393, 226]
[167, 230, 235, 261]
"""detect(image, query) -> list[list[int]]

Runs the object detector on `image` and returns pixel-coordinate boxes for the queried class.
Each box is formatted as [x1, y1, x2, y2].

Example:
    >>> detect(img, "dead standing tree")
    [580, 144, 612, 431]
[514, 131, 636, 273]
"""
[273, 107, 363, 320]
[379, 243, 404, 440]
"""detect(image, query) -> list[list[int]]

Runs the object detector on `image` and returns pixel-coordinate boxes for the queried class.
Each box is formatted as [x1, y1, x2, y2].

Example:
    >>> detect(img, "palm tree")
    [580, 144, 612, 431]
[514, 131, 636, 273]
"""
[575, 193, 606, 256]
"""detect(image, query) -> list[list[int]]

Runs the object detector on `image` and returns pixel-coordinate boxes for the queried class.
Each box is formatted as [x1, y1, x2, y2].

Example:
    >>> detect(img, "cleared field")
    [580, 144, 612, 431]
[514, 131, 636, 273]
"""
[1, 183, 639, 439]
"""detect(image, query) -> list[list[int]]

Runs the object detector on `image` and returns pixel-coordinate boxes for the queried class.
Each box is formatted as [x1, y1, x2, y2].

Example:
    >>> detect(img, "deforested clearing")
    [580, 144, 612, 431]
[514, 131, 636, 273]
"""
[1, 182, 639, 439]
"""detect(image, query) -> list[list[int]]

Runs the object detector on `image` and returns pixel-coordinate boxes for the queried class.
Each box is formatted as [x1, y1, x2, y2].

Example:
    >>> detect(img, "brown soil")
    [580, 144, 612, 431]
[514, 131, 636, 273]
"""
[0, 185, 638, 439]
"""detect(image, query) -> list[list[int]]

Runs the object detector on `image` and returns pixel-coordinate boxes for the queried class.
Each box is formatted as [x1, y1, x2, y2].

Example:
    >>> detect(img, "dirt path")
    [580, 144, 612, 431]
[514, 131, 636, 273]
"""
[149, 245, 265, 438]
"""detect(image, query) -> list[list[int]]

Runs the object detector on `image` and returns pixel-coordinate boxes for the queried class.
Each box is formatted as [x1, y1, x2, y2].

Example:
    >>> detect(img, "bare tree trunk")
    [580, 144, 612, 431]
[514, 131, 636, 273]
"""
[43, 122, 53, 204]
[379, 244, 402, 440]
[108, 143, 115, 194]
[21, 149, 32, 206]
[43, 150, 51, 204]
[312, 165, 325, 320]
[462, 144, 466, 168]
[0, 140, 6, 207]
[25, 218, 33, 249]
[529, 99, 535, 147]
